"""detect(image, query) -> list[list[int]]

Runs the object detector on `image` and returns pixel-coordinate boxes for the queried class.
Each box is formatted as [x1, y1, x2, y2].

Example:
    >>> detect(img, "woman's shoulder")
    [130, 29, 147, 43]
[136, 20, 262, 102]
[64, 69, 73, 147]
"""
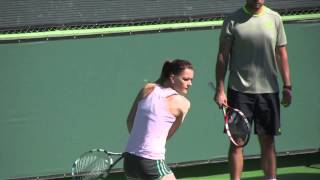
[143, 82, 156, 89]
[141, 83, 156, 98]
[168, 94, 191, 110]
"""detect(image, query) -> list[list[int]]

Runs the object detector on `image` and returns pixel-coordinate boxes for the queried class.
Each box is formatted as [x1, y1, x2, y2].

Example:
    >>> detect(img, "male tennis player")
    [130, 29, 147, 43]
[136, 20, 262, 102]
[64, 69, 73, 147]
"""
[214, 0, 292, 180]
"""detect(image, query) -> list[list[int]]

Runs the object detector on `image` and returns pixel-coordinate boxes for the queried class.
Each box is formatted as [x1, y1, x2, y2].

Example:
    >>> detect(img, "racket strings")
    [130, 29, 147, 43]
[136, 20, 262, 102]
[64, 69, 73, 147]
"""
[74, 153, 111, 179]
[228, 113, 249, 133]
[226, 110, 250, 146]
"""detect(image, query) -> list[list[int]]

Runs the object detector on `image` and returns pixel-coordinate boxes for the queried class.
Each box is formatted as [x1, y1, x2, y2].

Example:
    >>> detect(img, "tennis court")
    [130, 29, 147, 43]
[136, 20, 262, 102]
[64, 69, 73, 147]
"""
[97, 152, 320, 180]
[175, 151, 320, 180]
[180, 165, 320, 180]
[105, 165, 320, 180]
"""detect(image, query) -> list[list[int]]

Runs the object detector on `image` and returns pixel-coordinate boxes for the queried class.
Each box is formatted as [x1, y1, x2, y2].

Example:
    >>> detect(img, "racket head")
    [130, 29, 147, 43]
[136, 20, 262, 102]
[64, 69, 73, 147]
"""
[71, 149, 112, 180]
[223, 106, 251, 147]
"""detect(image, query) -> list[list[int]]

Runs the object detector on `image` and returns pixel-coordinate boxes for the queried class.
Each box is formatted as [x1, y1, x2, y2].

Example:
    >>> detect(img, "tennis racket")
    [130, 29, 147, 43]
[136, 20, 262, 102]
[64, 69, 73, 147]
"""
[208, 82, 251, 147]
[71, 149, 123, 180]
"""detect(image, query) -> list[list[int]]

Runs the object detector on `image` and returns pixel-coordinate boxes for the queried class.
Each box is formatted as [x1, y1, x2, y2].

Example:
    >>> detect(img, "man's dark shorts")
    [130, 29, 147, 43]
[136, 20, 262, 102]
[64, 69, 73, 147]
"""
[227, 88, 281, 136]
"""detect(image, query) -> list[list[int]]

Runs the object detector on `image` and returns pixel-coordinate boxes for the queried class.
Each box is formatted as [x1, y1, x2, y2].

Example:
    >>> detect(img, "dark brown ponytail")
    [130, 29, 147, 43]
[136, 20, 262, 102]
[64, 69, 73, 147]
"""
[156, 59, 193, 84]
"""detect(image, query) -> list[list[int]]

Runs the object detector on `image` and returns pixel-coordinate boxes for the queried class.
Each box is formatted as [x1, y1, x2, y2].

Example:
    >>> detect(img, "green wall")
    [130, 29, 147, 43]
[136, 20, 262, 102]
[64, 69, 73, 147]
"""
[0, 23, 319, 179]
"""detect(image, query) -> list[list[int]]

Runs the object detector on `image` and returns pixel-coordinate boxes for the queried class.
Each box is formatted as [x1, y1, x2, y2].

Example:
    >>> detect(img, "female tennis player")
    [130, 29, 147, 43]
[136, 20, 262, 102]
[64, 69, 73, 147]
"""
[123, 59, 194, 180]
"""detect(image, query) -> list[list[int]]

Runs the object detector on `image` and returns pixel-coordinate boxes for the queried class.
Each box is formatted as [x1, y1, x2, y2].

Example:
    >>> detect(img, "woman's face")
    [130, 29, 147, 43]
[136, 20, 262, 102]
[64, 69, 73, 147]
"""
[170, 68, 194, 95]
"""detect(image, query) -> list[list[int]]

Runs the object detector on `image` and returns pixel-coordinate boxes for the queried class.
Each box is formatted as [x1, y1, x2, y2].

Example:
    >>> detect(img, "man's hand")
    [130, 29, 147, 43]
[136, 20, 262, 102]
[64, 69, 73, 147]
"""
[281, 88, 292, 107]
[214, 90, 228, 108]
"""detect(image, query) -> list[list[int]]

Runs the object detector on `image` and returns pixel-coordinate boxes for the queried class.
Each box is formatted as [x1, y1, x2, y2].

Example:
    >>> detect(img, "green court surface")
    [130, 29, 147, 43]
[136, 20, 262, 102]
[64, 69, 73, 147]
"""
[105, 164, 320, 180]
[173, 152, 320, 180]
[103, 152, 320, 180]
[180, 165, 320, 180]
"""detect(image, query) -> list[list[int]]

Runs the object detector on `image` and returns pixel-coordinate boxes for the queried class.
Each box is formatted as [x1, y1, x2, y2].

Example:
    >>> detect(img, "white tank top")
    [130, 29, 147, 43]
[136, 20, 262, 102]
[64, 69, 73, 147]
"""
[124, 84, 178, 160]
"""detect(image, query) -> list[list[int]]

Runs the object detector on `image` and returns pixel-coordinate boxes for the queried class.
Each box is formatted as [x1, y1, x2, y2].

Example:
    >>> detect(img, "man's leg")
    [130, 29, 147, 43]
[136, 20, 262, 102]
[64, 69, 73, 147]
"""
[229, 144, 244, 180]
[258, 135, 277, 179]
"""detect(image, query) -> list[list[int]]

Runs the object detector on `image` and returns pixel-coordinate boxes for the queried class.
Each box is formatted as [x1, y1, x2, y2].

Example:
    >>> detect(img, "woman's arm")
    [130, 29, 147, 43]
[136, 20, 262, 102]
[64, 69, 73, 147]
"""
[166, 95, 190, 139]
[126, 83, 156, 133]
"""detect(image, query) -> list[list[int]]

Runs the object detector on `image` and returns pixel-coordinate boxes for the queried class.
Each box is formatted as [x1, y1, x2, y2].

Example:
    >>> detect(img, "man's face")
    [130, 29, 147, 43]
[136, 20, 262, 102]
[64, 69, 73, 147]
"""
[246, 0, 265, 10]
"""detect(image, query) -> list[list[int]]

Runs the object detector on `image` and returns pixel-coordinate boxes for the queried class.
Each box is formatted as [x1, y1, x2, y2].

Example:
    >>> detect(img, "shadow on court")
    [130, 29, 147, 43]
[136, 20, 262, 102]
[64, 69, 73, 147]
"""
[173, 152, 320, 180]
[59, 153, 320, 180]
[242, 173, 320, 180]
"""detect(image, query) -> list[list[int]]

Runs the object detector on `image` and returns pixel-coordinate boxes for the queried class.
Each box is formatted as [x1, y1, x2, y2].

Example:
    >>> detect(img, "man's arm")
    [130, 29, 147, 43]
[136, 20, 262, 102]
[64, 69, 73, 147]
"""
[214, 38, 232, 107]
[276, 45, 292, 107]
[276, 46, 291, 86]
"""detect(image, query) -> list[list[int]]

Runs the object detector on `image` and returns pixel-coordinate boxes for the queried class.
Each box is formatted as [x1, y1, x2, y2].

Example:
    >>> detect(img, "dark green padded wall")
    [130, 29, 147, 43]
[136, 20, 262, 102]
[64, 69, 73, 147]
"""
[0, 23, 319, 179]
